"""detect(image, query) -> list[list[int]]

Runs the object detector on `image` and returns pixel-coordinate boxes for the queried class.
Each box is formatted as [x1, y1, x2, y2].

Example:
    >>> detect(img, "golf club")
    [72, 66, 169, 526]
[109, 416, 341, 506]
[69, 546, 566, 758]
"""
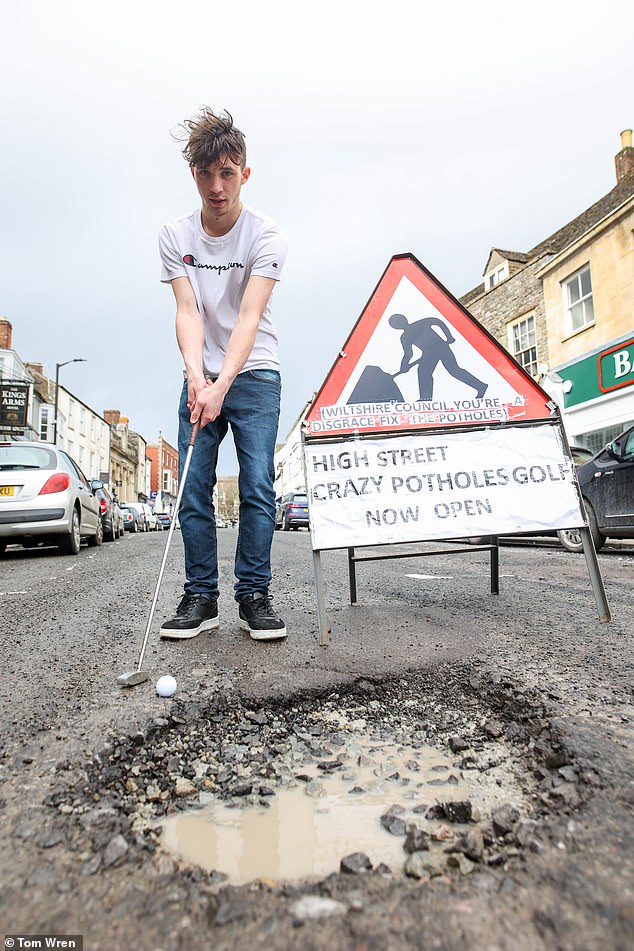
[117, 421, 200, 687]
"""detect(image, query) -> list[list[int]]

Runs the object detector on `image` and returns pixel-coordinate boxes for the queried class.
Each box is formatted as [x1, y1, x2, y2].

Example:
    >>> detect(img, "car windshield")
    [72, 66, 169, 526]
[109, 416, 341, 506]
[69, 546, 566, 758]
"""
[0, 445, 57, 470]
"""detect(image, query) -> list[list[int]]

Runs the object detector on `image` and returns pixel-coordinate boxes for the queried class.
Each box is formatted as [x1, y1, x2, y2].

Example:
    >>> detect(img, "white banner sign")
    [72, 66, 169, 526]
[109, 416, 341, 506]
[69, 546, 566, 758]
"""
[304, 427, 584, 550]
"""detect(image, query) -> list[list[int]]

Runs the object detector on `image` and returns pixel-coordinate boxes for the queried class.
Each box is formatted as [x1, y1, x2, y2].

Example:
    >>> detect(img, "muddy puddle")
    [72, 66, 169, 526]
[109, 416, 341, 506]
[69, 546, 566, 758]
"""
[160, 734, 528, 884]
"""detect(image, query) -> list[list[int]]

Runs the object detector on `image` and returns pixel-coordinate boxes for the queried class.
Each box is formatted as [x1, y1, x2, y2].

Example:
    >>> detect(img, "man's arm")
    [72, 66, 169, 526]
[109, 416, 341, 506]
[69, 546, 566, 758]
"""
[172, 276, 207, 414]
[191, 275, 278, 427]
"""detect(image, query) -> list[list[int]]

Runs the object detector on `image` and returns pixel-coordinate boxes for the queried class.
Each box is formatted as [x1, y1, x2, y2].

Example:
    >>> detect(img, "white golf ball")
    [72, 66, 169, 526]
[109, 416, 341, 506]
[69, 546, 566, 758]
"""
[156, 675, 177, 698]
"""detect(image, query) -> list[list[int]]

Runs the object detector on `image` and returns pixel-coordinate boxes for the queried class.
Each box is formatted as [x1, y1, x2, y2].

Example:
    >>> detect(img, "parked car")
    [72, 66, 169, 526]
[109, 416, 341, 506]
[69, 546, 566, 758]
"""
[558, 424, 634, 552]
[113, 500, 125, 538]
[90, 481, 123, 541]
[120, 504, 143, 533]
[143, 503, 159, 531]
[0, 440, 102, 555]
[274, 492, 310, 531]
[123, 501, 158, 531]
[123, 502, 148, 531]
[156, 512, 172, 530]
[569, 445, 594, 466]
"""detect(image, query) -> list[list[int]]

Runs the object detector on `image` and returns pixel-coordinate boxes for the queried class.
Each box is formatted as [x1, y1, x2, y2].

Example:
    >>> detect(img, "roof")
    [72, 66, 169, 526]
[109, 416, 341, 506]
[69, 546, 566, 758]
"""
[462, 172, 634, 302]
[482, 247, 529, 276]
[528, 174, 634, 259]
[461, 282, 485, 306]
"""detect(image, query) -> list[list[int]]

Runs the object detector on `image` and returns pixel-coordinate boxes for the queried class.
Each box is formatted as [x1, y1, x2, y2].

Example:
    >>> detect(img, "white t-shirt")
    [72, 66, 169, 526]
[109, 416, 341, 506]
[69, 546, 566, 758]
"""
[158, 204, 288, 376]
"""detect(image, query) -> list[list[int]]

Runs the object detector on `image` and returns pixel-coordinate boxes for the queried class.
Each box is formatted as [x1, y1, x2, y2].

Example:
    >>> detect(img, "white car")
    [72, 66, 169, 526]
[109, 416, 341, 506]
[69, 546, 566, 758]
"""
[0, 440, 102, 555]
[143, 503, 158, 531]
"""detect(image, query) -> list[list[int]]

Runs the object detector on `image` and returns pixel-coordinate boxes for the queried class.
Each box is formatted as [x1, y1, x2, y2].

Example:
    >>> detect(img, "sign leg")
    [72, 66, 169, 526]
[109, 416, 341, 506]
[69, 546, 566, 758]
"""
[580, 527, 611, 622]
[490, 536, 499, 595]
[312, 549, 330, 646]
[347, 547, 357, 604]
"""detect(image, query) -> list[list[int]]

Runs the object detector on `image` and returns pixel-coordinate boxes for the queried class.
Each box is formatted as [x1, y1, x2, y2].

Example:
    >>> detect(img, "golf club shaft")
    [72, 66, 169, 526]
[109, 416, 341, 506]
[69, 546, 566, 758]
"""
[134, 421, 200, 672]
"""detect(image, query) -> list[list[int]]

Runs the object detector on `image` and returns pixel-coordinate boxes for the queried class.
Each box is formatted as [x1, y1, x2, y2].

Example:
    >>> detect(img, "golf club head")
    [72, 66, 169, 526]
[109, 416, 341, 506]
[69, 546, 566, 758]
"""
[117, 670, 150, 687]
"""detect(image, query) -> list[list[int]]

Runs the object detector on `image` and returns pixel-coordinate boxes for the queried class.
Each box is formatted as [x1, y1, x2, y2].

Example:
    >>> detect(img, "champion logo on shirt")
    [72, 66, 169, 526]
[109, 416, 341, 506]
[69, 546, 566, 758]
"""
[183, 254, 245, 273]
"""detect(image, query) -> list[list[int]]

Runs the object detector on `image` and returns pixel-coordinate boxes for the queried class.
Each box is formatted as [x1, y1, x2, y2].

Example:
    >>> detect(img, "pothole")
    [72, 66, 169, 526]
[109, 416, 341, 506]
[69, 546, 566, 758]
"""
[43, 666, 589, 887]
[160, 732, 529, 884]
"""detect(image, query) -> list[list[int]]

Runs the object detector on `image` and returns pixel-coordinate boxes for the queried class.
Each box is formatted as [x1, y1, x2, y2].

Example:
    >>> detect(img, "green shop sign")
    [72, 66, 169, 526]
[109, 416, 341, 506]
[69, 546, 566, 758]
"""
[563, 336, 634, 408]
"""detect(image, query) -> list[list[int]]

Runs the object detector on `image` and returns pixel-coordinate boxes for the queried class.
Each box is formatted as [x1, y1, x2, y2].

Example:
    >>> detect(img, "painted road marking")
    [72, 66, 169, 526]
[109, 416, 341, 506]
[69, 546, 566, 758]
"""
[405, 573, 454, 580]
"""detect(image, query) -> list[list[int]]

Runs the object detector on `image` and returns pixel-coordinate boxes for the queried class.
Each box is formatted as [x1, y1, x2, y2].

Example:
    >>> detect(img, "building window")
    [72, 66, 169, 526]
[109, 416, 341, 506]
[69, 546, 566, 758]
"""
[563, 265, 594, 334]
[80, 406, 86, 435]
[163, 471, 171, 492]
[39, 406, 52, 441]
[68, 400, 75, 429]
[508, 313, 538, 378]
[486, 263, 508, 290]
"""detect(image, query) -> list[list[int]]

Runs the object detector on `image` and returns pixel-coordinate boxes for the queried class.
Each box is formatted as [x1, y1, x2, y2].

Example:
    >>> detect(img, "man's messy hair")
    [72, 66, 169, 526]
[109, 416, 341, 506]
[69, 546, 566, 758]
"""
[176, 107, 247, 169]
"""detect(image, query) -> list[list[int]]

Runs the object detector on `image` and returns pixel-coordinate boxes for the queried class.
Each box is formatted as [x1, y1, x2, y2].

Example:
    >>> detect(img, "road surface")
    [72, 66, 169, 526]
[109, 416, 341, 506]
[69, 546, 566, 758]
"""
[0, 529, 632, 950]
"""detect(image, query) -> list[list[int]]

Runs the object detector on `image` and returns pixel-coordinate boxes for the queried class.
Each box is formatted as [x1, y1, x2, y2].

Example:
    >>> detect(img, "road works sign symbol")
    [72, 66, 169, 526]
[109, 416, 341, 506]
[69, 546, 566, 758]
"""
[304, 253, 554, 437]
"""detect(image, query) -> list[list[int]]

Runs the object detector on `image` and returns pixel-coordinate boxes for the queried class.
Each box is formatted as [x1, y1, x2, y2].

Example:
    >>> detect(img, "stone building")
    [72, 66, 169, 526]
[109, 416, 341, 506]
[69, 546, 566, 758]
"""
[103, 410, 148, 503]
[461, 129, 634, 451]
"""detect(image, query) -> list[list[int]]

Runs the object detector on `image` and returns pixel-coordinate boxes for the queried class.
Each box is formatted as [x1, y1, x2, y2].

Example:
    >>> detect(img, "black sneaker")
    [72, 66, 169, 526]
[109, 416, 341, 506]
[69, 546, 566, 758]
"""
[239, 592, 287, 641]
[160, 593, 219, 640]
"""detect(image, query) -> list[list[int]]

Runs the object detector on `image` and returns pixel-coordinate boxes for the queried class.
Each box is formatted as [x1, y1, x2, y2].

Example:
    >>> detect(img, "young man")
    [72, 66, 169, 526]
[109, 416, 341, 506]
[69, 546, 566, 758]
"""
[158, 108, 288, 641]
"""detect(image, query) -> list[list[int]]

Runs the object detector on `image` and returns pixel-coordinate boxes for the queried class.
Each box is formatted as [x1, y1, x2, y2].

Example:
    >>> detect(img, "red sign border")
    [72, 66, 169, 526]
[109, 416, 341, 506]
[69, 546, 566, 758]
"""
[304, 253, 553, 439]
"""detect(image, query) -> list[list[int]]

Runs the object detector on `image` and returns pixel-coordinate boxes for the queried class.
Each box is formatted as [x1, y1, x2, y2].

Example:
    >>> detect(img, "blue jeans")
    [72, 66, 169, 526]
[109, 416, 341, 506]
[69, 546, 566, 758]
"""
[177, 369, 281, 602]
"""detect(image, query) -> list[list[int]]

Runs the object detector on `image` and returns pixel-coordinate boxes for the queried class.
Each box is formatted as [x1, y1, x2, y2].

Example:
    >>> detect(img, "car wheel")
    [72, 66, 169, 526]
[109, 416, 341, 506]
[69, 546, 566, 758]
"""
[131, 521, 137, 533]
[59, 509, 81, 555]
[282, 515, 291, 531]
[88, 517, 103, 547]
[558, 500, 605, 553]
[0, 540, 7, 556]
[105, 519, 116, 542]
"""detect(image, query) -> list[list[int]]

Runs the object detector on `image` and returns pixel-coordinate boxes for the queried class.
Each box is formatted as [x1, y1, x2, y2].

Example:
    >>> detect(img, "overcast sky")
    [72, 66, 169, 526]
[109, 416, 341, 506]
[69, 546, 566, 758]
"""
[2, 0, 632, 474]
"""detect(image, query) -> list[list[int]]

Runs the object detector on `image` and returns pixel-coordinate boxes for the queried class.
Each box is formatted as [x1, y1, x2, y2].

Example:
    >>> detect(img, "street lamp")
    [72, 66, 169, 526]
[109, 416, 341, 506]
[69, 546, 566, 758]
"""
[53, 358, 86, 444]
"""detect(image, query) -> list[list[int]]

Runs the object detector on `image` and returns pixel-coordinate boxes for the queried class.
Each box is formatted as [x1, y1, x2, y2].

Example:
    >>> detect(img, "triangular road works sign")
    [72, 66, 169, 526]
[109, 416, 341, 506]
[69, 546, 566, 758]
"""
[304, 254, 554, 438]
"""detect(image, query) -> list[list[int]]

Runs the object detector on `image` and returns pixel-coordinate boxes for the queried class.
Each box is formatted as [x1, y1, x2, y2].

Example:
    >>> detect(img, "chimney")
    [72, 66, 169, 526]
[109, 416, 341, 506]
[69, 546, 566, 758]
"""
[104, 410, 121, 427]
[0, 318, 12, 351]
[615, 129, 634, 183]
